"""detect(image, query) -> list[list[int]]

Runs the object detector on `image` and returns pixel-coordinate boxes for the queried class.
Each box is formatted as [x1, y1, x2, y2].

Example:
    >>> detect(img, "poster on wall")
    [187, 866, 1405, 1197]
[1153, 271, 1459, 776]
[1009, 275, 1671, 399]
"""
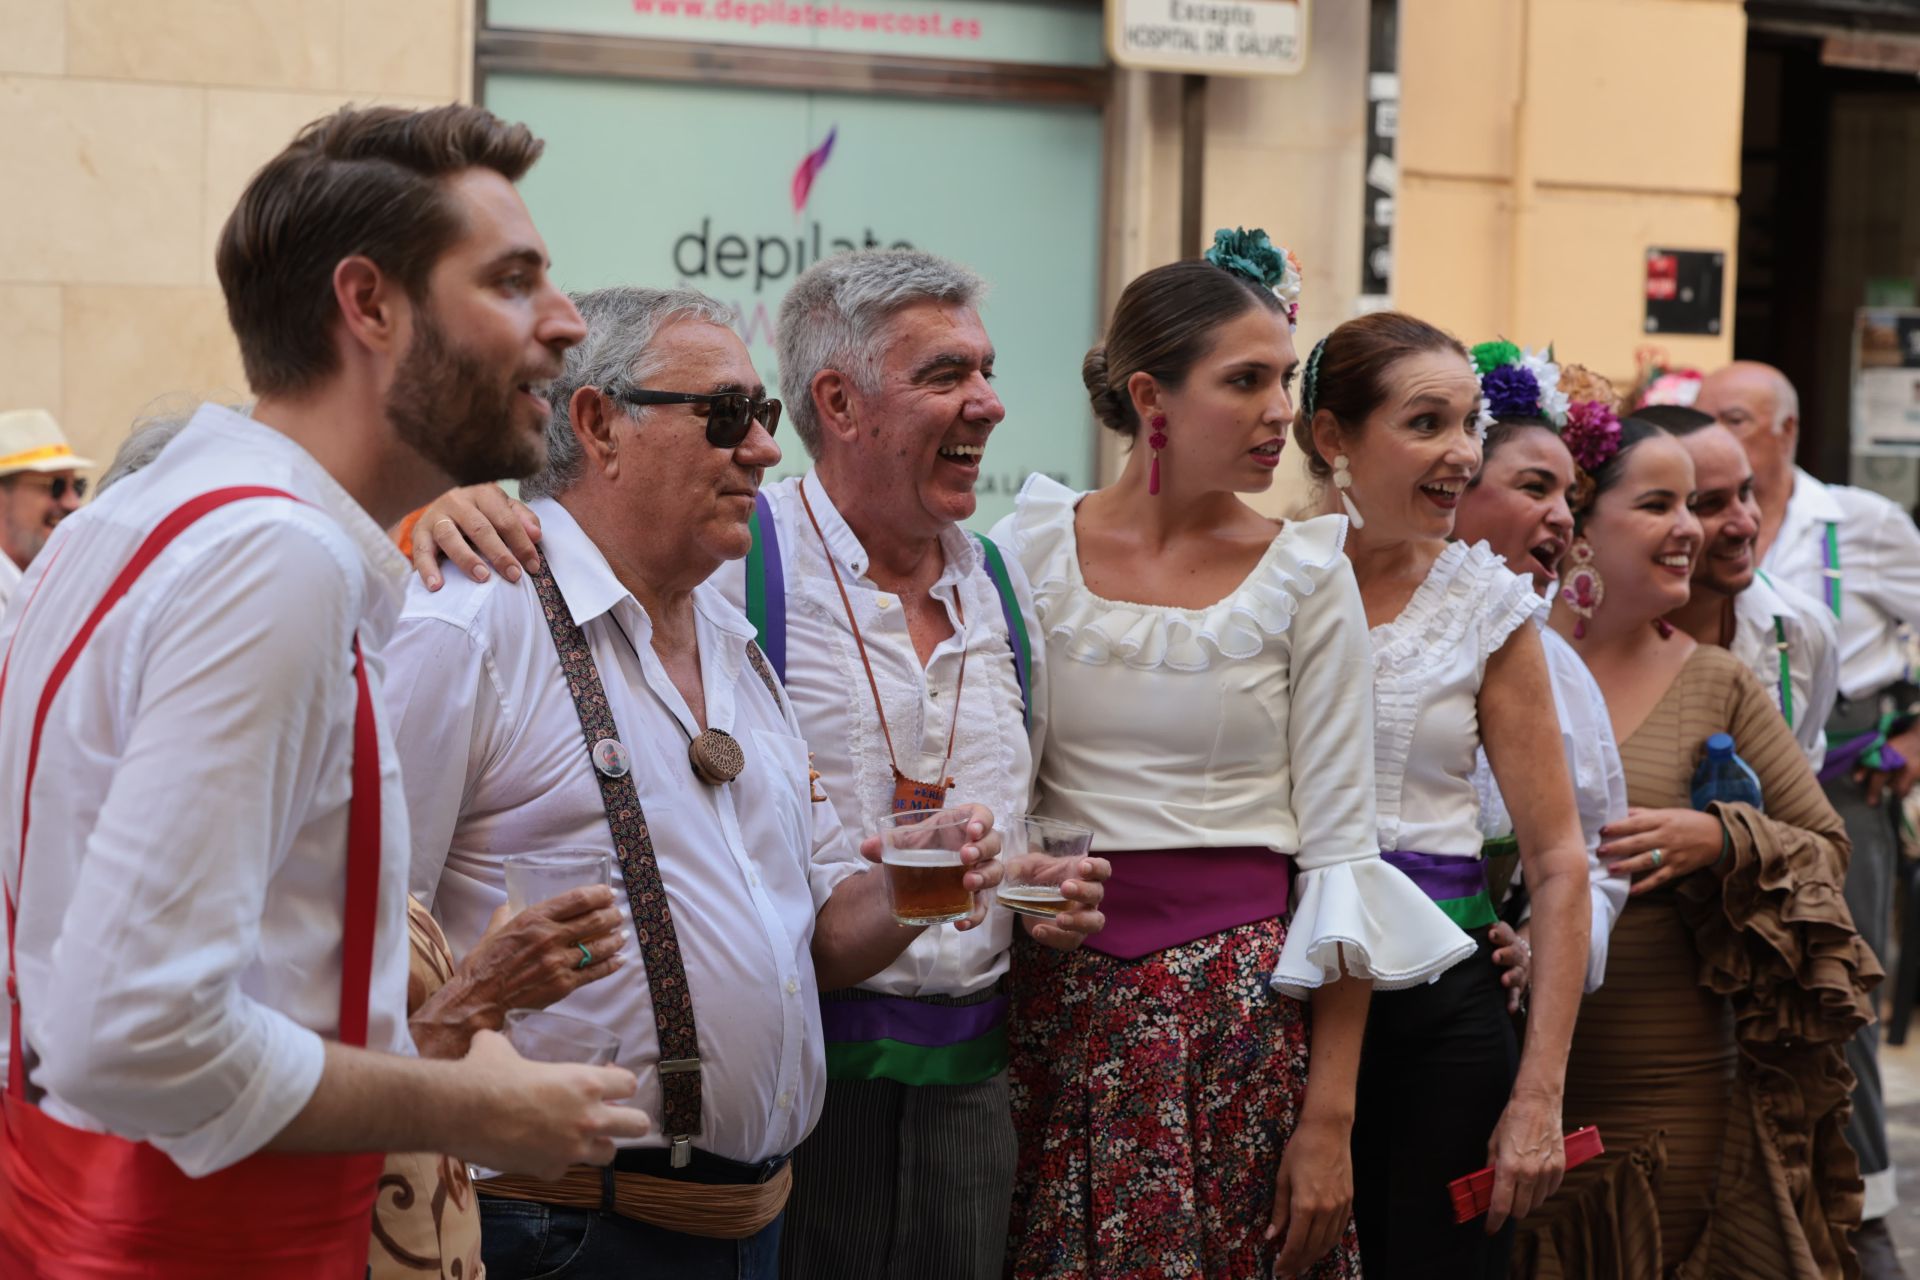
[487, 73, 1105, 528]
[1853, 307, 1920, 455]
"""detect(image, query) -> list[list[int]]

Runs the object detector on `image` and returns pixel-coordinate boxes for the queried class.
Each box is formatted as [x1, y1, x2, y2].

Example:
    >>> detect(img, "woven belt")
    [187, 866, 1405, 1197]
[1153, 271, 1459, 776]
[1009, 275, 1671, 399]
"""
[481, 1157, 791, 1239]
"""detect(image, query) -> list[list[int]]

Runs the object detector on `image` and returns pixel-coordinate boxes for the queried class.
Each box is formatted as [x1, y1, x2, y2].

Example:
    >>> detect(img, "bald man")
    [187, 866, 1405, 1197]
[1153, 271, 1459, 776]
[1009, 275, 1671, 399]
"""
[1699, 361, 1920, 1274]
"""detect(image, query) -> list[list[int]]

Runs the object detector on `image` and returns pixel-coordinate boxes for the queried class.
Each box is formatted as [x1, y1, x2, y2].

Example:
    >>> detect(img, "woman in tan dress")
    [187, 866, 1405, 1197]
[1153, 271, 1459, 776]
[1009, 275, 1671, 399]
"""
[1517, 416, 1881, 1278]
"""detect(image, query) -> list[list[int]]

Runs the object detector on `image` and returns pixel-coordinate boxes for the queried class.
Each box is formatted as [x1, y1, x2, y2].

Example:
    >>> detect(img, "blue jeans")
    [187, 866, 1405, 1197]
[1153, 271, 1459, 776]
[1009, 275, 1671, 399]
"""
[478, 1196, 784, 1280]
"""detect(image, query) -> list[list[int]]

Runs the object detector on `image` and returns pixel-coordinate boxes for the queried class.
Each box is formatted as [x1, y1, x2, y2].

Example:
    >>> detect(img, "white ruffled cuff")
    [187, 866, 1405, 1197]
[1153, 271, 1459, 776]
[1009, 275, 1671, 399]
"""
[1270, 857, 1477, 999]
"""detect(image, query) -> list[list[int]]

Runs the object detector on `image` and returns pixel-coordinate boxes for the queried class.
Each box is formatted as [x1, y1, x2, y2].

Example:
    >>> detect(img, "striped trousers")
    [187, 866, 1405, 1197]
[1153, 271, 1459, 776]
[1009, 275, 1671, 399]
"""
[779, 1073, 1017, 1280]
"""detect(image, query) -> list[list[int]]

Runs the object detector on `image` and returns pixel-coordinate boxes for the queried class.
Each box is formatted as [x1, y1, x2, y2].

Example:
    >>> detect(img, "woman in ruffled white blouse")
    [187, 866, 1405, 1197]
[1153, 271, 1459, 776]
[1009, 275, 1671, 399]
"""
[1295, 312, 1592, 1279]
[991, 234, 1474, 1279]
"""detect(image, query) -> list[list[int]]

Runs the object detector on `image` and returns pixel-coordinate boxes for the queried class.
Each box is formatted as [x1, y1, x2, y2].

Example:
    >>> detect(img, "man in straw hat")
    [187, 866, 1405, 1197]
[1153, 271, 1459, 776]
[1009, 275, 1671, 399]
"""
[0, 408, 94, 613]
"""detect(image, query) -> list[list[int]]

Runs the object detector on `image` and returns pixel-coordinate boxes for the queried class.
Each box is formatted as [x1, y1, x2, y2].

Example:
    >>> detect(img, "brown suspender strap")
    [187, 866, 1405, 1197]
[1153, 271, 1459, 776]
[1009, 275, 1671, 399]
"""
[527, 557, 708, 1163]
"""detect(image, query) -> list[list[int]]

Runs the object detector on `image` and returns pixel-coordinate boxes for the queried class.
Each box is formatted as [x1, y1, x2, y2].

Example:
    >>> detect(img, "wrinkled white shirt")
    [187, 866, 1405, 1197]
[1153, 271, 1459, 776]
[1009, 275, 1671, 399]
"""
[1763, 468, 1920, 702]
[1729, 570, 1840, 769]
[0, 553, 21, 618]
[1473, 622, 1629, 992]
[713, 471, 1040, 1000]
[388, 499, 865, 1163]
[0, 404, 414, 1177]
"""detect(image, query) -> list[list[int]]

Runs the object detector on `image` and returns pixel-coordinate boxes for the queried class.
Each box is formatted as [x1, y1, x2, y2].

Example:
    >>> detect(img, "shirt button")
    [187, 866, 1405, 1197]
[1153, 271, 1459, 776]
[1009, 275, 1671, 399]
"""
[750, 872, 761, 888]
[785, 977, 799, 995]
[778, 1091, 793, 1109]
[876, 596, 892, 610]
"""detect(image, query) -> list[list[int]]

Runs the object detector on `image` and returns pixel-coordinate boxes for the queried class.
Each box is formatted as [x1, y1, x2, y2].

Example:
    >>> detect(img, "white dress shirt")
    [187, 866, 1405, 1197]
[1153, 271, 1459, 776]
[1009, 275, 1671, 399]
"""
[713, 471, 1040, 1001]
[0, 552, 21, 618]
[1763, 467, 1920, 702]
[996, 476, 1474, 997]
[387, 498, 865, 1164]
[1473, 622, 1629, 992]
[1729, 570, 1840, 770]
[0, 404, 414, 1178]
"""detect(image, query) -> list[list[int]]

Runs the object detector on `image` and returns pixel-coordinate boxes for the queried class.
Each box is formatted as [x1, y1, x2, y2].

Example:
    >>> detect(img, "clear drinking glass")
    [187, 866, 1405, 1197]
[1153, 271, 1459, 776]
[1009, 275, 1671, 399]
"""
[503, 848, 612, 915]
[502, 1009, 621, 1065]
[996, 814, 1094, 919]
[879, 807, 976, 926]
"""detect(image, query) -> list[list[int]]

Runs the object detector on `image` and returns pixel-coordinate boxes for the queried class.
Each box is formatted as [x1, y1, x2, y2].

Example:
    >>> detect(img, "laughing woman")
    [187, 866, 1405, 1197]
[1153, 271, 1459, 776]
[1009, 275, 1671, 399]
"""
[1516, 416, 1880, 1279]
[1293, 314, 1592, 1279]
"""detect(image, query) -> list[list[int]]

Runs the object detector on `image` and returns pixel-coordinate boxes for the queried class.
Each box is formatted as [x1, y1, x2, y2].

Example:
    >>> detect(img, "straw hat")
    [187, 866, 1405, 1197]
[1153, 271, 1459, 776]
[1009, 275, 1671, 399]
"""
[0, 409, 95, 478]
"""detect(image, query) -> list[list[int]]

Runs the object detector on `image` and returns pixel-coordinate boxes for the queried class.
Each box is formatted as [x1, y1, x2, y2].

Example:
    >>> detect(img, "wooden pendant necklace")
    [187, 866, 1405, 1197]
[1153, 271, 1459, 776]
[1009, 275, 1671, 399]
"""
[608, 612, 746, 787]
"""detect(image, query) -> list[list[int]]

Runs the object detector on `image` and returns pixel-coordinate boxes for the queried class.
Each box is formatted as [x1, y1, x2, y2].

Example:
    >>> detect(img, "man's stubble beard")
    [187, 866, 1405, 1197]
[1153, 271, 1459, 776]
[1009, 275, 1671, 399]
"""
[386, 304, 547, 488]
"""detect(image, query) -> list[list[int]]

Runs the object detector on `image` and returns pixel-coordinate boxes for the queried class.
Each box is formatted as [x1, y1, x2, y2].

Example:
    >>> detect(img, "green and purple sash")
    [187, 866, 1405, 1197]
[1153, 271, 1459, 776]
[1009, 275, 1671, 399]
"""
[820, 992, 1009, 1085]
[1383, 849, 1497, 930]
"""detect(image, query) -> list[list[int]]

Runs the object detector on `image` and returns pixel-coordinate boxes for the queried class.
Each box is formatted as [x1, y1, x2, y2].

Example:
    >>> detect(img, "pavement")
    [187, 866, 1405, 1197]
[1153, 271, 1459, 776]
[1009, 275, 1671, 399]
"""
[1884, 1032, 1919, 1269]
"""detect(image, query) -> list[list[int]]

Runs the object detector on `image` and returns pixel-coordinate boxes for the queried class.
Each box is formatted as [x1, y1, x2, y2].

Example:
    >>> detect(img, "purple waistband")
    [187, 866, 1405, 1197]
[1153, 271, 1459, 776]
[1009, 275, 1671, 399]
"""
[1819, 730, 1908, 784]
[1381, 849, 1487, 901]
[1084, 846, 1293, 961]
[819, 994, 1008, 1047]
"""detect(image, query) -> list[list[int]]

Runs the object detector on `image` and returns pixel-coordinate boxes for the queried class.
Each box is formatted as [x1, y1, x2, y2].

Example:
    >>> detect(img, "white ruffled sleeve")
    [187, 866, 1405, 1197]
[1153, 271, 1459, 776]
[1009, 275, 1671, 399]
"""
[1271, 527, 1475, 998]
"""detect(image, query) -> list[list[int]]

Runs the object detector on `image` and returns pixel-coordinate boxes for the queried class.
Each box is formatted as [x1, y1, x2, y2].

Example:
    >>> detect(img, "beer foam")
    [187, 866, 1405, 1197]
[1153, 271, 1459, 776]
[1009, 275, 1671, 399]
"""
[881, 847, 964, 867]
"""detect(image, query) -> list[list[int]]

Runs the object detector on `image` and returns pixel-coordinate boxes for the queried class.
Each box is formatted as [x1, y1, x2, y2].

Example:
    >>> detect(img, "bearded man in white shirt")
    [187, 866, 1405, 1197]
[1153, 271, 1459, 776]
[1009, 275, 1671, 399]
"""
[1698, 361, 1919, 1274]
[1641, 405, 1840, 771]
[386, 284, 1013, 1279]
[0, 105, 651, 1278]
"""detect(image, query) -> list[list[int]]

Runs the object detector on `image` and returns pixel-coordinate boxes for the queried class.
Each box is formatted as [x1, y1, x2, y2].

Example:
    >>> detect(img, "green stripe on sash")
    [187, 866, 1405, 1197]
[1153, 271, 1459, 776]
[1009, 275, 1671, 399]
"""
[744, 503, 768, 642]
[824, 1027, 1008, 1086]
[1435, 891, 1498, 931]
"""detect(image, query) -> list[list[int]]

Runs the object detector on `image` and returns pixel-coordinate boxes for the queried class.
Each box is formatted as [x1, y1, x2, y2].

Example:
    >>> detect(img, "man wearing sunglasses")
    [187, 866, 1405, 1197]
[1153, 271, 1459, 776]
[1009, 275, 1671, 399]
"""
[386, 284, 1008, 1279]
[0, 409, 94, 615]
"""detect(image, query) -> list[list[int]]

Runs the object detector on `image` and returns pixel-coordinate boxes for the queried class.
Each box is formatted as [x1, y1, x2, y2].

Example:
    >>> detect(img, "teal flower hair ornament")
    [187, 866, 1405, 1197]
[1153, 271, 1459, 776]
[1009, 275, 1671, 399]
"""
[1205, 227, 1304, 329]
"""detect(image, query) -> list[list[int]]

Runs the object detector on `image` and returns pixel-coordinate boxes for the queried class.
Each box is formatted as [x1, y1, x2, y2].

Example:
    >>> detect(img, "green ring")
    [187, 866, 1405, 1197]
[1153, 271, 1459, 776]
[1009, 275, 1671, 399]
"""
[576, 942, 593, 970]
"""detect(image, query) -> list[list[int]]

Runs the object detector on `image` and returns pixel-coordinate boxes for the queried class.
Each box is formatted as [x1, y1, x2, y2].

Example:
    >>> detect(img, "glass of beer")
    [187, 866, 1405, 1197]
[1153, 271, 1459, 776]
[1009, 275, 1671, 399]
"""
[880, 808, 976, 926]
[503, 1009, 621, 1065]
[503, 848, 612, 915]
[996, 814, 1095, 919]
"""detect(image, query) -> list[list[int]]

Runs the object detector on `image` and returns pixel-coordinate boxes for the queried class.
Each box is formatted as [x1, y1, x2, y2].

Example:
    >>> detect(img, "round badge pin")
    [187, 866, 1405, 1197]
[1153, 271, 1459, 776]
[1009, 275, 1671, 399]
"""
[592, 738, 632, 779]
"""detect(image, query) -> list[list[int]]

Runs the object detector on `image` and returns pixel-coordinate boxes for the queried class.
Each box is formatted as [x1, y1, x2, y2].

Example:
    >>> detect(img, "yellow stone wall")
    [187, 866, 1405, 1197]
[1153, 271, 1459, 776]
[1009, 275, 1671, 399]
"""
[0, 0, 472, 471]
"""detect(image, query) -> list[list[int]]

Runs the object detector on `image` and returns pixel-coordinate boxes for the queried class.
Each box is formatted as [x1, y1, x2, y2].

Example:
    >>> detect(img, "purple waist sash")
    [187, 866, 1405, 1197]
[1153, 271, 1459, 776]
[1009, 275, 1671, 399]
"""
[1380, 849, 1488, 900]
[1084, 846, 1294, 961]
[818, 994, 1008, 1047]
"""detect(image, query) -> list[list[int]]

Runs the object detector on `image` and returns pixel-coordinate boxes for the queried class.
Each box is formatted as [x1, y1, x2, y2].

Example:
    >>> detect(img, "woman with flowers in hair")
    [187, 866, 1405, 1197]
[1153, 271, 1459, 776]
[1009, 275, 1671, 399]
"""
[1291, 316, 1592, 1278]
[1454, 349, 1631, 1001]
[991, 231, 1474, 1279]
[1512, 413, 1878, 1280]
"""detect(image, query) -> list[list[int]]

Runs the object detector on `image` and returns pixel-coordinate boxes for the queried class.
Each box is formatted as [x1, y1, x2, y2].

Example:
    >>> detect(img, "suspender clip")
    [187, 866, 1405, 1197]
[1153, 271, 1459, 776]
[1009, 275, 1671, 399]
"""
[670, 1136, 692, 1168]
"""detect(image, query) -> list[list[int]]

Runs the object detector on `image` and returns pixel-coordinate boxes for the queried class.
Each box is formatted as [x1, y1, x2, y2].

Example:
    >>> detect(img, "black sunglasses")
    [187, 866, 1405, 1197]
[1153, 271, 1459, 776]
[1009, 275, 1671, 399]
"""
[6, 474, 88, 501]
[607, 387, 782, 449]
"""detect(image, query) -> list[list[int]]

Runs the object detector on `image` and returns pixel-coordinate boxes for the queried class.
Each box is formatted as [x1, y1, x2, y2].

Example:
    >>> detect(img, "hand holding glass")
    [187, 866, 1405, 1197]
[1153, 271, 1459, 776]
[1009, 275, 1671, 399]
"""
[996, 814, 1095, 919]
[881, 808, 976, 926]
[504, 849, 611, 915]
[503, 1009, 621, 1066]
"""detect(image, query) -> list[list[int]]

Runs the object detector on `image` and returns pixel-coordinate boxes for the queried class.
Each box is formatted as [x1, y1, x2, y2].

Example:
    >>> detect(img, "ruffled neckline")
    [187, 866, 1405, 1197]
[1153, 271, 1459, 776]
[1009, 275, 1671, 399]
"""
[1007, 474, 1349, 672]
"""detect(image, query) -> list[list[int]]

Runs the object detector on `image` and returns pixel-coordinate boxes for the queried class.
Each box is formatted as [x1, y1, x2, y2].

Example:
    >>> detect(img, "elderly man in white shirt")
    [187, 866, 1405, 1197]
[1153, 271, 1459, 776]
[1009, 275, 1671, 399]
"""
[1642, 405, 1840, 771]
[388, 284, 1010, 1280]
[0, 104, 648, 1278]
[1698, 361, 1919, 1273]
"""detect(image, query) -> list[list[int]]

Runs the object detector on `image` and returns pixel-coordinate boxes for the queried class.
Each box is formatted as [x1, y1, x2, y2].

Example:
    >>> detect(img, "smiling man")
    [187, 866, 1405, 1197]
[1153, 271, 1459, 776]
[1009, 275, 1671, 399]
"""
[0, 409, 94, 614]
[1642, 405, 1839, 770]
[727, 249, 1106, 1280]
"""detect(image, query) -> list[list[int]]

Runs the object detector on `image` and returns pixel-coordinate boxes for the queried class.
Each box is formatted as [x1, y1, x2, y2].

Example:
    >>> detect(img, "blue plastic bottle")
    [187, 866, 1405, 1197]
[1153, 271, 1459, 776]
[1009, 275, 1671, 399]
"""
[1691, 733, 1764, 812]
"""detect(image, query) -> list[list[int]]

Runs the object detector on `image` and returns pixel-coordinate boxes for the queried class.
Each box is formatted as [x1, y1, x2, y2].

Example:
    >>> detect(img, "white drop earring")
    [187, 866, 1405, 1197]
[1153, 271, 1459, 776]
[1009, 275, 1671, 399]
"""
[1332, 454, 1365, 530]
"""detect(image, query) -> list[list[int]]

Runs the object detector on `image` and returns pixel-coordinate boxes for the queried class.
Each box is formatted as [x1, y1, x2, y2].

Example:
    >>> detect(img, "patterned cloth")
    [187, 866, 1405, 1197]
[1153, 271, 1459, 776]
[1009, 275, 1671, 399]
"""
[1005, 918, 1362, 1280]
[369, 900, 485, 1279]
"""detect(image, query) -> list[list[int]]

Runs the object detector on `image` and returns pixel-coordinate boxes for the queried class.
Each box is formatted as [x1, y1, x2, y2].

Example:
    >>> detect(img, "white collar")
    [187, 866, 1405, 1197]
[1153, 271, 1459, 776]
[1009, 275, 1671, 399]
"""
[529, 496, 756, 641]
[799, 468, 981, 587]
[1785, 466, 1846, 528]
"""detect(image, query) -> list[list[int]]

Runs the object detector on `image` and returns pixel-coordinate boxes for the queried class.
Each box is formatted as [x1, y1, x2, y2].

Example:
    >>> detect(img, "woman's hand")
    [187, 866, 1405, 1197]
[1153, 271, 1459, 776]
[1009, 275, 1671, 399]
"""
[407, 484, 541, 591]
[1267, 1113, 1354, 1276]
[1597, 807, 1723, 895]
[1488, 921, 1531, 1015]
[1021, 856, 1111, 953]
[1484, 1087, 1565, 1232]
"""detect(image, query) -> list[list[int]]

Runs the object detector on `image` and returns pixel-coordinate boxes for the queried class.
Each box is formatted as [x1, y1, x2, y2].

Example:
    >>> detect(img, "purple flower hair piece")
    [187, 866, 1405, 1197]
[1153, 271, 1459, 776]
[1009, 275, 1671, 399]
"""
[1482, 364, 1542, 419]
[1562, 399, 1623, 472]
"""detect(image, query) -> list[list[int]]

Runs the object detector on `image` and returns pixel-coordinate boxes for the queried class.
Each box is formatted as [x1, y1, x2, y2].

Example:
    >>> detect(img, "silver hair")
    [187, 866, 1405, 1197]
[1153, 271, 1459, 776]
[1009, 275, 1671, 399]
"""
[776, 248, 986, 457]
[522, 286, 738, 500]
[98, 396, 251, 494]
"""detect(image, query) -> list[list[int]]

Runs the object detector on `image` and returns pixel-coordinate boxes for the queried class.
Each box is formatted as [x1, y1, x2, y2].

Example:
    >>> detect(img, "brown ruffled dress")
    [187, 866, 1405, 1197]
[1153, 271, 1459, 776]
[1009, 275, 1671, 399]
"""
[1515, 646, 1881, 1280]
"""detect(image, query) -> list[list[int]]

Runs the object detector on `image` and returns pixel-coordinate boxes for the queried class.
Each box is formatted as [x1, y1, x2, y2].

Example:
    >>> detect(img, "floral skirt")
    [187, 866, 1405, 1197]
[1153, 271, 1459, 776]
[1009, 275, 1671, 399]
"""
[1005, 917, 1363, 1280]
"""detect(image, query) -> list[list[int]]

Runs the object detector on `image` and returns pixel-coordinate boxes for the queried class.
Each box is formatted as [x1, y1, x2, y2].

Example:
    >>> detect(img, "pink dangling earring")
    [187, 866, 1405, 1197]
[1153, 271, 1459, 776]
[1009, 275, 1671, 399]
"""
[1562, 539, 1605, 640]
[1148, 414, 1168, 496]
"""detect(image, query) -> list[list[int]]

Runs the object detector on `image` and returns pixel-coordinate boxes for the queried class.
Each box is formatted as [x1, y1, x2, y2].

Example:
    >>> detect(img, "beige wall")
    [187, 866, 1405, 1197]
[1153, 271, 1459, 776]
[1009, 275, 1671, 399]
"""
[0, 0, 473, 472]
